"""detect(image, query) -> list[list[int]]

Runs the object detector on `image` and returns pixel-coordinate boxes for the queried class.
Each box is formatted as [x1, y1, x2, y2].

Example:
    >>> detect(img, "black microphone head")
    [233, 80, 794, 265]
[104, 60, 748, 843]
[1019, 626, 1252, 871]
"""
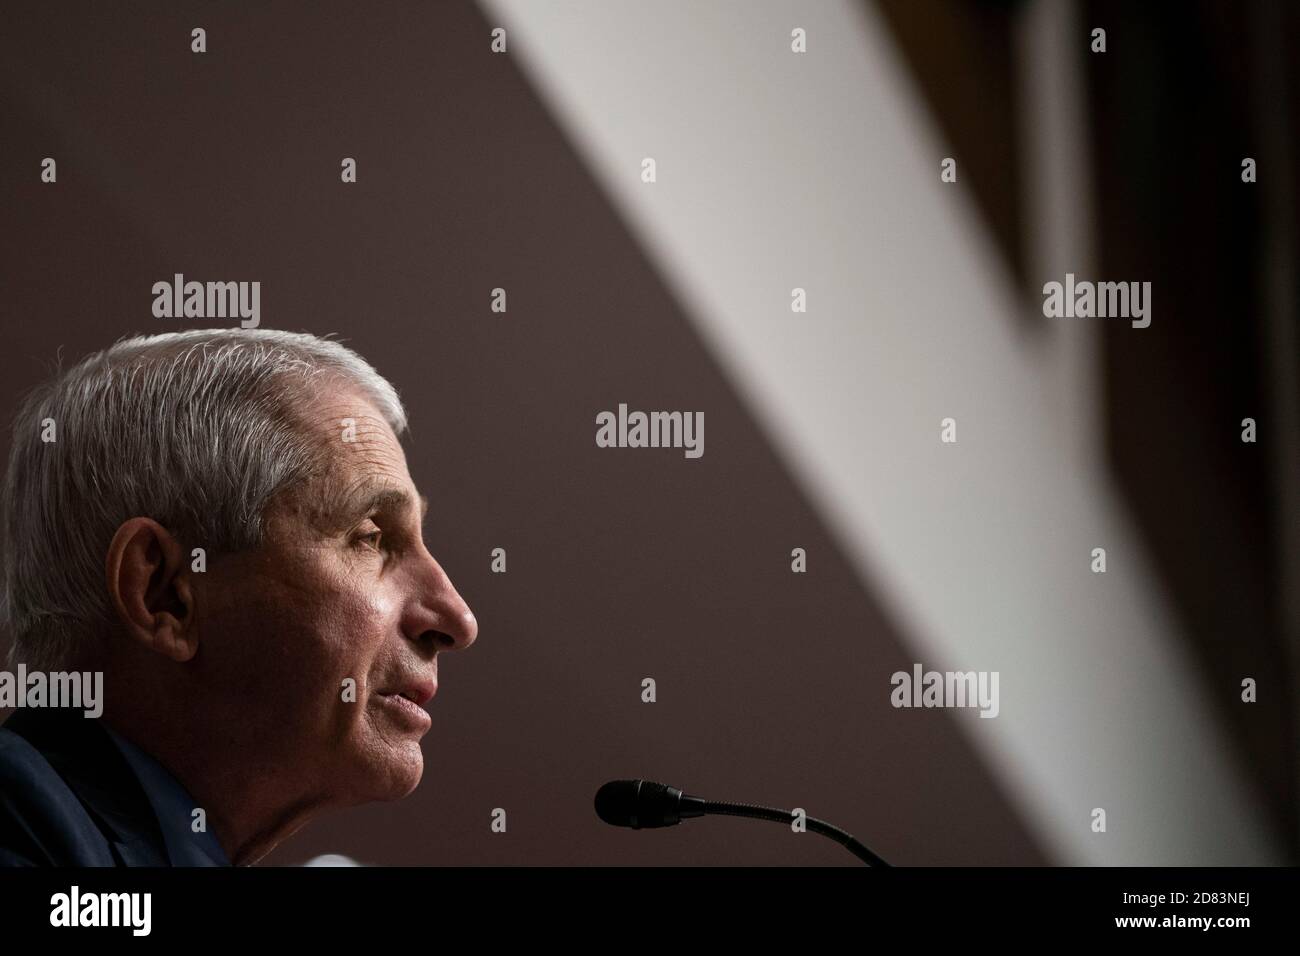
[595, 779, 684, 829]
[594, 780, 638, 827]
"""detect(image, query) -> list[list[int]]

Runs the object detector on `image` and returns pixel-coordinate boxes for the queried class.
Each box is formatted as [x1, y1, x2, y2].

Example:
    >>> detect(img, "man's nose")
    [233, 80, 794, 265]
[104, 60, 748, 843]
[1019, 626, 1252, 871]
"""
[405, 556, 478, 652]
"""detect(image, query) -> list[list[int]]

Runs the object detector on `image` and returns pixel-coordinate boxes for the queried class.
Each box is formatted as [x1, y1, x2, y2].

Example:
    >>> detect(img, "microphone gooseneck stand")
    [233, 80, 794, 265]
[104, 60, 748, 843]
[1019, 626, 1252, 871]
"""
[595, 779, 891, 867]
[701, 798, 891, 867]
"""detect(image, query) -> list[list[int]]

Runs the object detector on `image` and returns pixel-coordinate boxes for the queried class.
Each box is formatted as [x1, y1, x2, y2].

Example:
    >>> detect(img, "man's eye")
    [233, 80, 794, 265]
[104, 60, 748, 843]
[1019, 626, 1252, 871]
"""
[355, 529, 384, 551]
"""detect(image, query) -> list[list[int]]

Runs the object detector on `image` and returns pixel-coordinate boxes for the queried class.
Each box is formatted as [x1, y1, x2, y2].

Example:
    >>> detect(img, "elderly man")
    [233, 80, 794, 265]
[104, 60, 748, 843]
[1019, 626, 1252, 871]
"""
[0, 329, 478, 866]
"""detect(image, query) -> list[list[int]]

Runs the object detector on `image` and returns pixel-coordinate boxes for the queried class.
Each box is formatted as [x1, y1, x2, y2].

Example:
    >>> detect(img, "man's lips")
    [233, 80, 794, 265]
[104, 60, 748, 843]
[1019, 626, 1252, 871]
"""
[382, 678, 436, 707]
[375, 677, 437, 730]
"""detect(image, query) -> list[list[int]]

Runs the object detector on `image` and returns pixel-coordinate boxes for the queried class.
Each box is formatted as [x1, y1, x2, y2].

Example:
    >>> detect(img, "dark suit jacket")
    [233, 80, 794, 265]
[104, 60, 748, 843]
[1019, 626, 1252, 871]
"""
[0, 708, 195, 866]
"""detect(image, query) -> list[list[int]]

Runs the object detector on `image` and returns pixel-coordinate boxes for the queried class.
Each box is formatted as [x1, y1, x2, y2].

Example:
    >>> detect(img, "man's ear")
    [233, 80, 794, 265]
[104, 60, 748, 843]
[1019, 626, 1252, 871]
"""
[105, 517, 198, 662]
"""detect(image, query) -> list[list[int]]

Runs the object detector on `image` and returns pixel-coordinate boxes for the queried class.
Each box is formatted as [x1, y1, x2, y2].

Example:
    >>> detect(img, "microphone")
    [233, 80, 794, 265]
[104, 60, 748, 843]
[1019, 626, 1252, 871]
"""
[594, 778, 890, 866]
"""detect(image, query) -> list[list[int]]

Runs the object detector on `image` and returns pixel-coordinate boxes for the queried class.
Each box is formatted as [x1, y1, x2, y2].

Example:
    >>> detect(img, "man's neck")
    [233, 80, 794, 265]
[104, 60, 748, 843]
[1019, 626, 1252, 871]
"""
[99, 712, 333, 866]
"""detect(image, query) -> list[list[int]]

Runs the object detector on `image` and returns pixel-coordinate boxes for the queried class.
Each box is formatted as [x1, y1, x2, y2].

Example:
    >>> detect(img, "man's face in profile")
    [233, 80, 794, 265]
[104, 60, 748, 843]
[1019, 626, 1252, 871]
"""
[191, 382, 477, 806]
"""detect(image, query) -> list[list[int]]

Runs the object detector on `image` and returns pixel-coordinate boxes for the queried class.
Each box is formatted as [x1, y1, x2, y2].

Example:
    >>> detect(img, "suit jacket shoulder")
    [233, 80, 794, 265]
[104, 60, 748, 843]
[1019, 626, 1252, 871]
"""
[0, 709, 169, 866]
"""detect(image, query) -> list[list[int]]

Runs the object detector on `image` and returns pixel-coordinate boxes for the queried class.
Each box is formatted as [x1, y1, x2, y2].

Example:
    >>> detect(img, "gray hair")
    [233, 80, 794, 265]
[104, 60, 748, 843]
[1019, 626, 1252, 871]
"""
[1, 329, 407, 671]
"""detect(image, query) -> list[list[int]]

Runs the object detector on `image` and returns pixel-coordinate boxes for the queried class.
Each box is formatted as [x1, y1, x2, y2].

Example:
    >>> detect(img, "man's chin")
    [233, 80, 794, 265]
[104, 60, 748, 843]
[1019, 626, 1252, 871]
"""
[372, 744, 425, 800]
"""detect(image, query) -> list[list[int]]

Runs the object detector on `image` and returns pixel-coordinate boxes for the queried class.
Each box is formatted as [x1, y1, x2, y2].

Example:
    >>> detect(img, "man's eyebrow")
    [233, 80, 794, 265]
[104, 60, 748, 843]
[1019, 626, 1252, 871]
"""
[330, 483, 429, 528]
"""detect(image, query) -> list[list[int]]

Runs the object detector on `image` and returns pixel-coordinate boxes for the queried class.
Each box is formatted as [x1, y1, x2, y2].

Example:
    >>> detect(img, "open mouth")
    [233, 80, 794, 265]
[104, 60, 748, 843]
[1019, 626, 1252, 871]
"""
[377, 690, 433, 731]
[383, 678, 436, 708]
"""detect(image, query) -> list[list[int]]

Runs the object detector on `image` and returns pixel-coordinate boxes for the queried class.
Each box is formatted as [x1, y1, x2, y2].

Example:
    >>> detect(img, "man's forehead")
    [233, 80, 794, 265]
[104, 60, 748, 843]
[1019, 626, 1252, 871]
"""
[295, 384, 395, 445]
[280, 388, 427, 531]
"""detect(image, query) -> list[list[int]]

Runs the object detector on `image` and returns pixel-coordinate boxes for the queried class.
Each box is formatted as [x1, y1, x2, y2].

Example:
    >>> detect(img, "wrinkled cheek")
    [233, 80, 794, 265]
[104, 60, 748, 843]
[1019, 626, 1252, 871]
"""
[328, 586, 396, 672]
[238, 581, 368, 733]
[319, 586, 401, 733]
